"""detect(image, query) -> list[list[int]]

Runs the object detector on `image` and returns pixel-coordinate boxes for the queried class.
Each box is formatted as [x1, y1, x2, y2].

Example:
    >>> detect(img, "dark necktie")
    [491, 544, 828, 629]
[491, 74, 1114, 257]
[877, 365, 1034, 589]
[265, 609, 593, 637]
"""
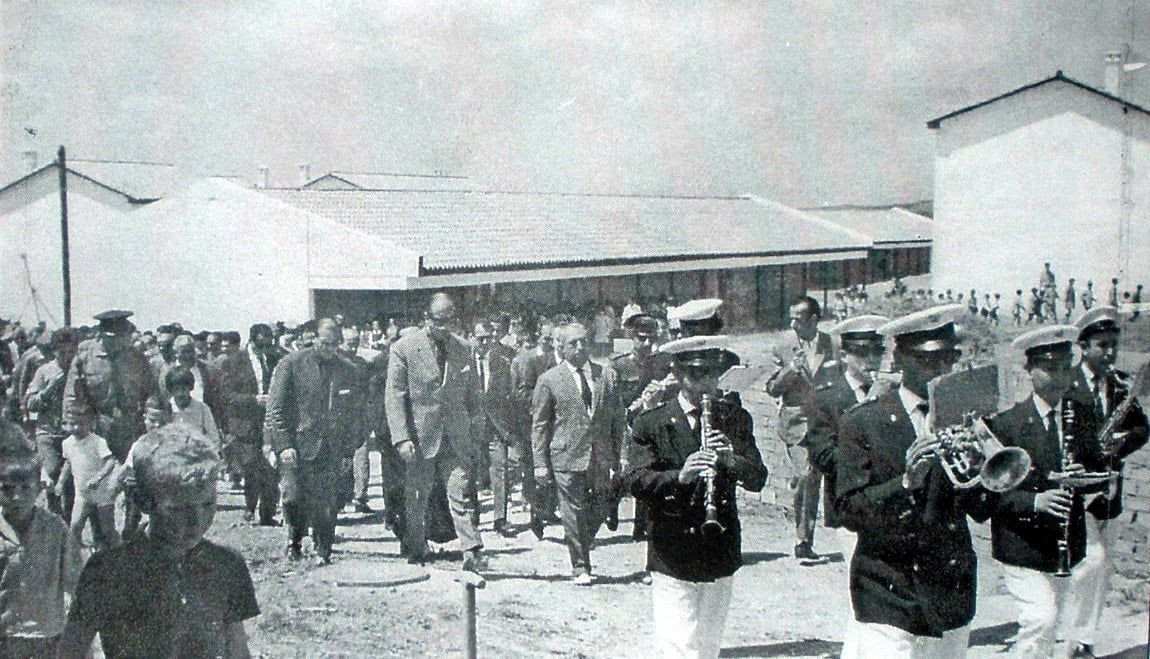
[576, 367, 593, 414]
[688, 408, 702, 437]
[915, 402, 929, 415]
[433, 338, 447, 375]
[860, 381, 871, 396]
[1092, 377, 1105, 417]
[1046, 410, 1060, 452]
[477, 355, 486, 392]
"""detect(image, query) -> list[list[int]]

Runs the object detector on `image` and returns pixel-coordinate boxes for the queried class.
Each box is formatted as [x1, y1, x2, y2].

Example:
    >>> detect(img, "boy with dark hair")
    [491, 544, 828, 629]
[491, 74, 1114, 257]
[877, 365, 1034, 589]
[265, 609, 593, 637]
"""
[59, 423, 259, 658]
[164, 366, 222, 454]
[0, 444, 81, 658]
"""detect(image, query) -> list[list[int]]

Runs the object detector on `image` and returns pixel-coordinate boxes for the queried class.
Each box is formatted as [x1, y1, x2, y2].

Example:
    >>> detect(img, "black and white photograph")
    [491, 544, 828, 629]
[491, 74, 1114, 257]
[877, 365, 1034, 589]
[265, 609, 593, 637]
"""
[0, 1, 1147, 657]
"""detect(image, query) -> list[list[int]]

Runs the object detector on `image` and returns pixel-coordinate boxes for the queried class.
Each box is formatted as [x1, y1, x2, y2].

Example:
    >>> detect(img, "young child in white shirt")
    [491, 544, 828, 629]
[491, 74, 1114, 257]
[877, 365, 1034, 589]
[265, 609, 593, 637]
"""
[57, 416, 120, 553]
[165, 367, 222, 455]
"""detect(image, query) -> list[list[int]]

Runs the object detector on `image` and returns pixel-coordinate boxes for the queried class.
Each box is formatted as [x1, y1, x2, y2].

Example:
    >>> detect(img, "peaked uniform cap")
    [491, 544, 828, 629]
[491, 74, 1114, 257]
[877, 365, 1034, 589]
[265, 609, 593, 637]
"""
[93, 309, 134, 335]
[666, 298, 723, 323]
[659, 334, 740, 369]
[1012, 324, 1078, 357]
[623, 313, 659, 335]
[879, 304, 964, 352]
[1075, 305, 1120, 340]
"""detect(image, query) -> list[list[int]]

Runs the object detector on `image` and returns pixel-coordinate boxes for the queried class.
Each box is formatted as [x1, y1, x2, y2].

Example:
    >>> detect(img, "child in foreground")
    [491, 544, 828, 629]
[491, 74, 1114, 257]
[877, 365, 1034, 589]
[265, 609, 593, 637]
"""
[56, 417, 120, 553]
[57, 423, 259, 658]
[0, 444, 82, 658]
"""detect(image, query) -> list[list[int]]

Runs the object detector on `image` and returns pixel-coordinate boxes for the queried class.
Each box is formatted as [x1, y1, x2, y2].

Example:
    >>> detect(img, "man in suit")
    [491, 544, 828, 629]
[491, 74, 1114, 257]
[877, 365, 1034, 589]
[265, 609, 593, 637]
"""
[803, 314, 889, 569]
[624, 335, 767, 657]
[532, 322, 625, 584]
[213, 323, 282, 526]
[986, 325, 1119, 659]
[471, 321, 519, 537]
[766, 296, 836, 560]
[386, 293, 485, 571]
[834, 304, 992, 657]
[511, 323, 558, 537]
[265, 319, 364, 564]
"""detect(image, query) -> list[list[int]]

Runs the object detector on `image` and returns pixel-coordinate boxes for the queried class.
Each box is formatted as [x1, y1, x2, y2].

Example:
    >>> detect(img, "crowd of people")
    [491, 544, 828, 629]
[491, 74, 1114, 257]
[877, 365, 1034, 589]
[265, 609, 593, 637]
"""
[0, 281, 1144, 656]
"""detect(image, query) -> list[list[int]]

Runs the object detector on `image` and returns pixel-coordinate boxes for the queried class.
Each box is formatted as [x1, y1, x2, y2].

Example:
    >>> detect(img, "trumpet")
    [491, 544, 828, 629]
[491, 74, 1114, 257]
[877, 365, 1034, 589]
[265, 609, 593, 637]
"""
[931, 416, 1032, 493]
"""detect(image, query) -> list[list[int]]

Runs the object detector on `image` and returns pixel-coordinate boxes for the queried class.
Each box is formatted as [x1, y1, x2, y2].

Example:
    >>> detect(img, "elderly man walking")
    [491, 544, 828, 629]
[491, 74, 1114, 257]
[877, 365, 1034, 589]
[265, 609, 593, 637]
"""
[265, 319, 364, 565]
[532, 322, 625, 584]
[386, 293, 486, 571]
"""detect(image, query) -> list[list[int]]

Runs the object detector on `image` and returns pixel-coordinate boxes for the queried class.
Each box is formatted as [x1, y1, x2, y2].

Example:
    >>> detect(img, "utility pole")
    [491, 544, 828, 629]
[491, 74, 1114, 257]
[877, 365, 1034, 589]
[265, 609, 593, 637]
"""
[57, 146, 72, 327]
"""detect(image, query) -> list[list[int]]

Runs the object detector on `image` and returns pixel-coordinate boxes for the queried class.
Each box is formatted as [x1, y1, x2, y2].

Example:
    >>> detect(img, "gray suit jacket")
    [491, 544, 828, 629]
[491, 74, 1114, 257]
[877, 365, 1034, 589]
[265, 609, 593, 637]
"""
[385, 327, 480, 461]
[531, 360, 624, 486]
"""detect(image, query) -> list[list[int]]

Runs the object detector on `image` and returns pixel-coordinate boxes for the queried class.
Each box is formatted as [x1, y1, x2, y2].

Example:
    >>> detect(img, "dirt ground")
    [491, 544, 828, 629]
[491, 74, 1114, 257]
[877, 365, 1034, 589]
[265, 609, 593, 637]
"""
[213, 328, 1149, 658]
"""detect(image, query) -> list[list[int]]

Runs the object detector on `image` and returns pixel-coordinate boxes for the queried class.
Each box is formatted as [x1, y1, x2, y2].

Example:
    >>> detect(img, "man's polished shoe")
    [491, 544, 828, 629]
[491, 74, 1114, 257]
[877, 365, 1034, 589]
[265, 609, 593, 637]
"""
[605, 506, 619, 532]
[794, 542, 819, 560]
[312, 553, 332, 567]
[285, 544, 303, 562]
[258, 517, 282, 527]
[493, 519, 516, 538]
[462, 550, 488, 573]
[1070, 643, 1095, 659]
[529, 517, 546, 541]
[571, 572, 593, 586]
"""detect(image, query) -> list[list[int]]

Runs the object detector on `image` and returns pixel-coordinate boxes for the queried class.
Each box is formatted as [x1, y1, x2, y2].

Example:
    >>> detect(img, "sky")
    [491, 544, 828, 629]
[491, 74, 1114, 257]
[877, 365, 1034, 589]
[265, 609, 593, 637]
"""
[2, 1, 1147, 206]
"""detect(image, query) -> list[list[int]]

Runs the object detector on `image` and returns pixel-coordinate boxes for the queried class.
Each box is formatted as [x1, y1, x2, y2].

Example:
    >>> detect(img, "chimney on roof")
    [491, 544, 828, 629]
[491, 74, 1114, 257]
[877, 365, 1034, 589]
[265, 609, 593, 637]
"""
[257, 166, 270, 189]
[1105, 50, 1125, 95]
[21, 150, 38, 173]
[298, 162, 311, 187]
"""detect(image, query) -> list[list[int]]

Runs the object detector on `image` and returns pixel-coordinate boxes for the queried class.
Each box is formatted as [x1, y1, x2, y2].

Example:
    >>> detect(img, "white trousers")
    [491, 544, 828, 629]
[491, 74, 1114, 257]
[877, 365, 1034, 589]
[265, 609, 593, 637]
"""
[840, 621, 969, 659]
[650, 572, 734, 659]
[999, 515, 1109, 658]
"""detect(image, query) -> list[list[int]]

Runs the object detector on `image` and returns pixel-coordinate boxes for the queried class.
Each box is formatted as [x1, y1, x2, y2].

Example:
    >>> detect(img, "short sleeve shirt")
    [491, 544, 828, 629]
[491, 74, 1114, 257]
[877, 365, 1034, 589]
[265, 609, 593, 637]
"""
[68, 538, 259, 658]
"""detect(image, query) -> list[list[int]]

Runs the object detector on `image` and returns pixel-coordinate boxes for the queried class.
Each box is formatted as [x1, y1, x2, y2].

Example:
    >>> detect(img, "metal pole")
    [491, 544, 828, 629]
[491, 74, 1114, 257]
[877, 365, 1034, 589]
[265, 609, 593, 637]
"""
[57, 146, 72, 327]
[454, 571, 485, 659]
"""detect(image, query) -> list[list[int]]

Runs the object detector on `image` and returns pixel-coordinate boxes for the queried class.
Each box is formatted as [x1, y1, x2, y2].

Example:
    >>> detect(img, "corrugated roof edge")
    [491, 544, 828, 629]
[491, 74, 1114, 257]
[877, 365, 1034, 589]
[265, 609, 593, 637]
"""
[421, 246, 867, 275]
[747, 194, 874, 246]
[282, 187, 750, 200]
[926, 70, 1150, 129]
[0, 162, 151, 204]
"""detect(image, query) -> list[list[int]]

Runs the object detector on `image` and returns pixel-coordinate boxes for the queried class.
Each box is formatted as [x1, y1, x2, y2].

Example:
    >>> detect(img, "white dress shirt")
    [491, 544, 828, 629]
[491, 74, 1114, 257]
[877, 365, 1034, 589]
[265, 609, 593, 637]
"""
[565, 360, 595, 416]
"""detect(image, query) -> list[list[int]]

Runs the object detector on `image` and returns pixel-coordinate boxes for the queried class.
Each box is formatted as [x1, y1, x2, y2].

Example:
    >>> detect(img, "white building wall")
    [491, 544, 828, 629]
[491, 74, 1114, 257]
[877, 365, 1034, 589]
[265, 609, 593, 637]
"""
[931, 81, 1150, 299]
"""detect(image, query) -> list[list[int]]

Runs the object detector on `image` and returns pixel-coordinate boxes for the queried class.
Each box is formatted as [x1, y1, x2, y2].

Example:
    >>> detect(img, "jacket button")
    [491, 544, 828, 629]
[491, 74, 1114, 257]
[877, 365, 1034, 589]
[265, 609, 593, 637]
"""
[947, 523, 957, 531]
[913, 563, 920, 572]
[688, 527, 696, 535]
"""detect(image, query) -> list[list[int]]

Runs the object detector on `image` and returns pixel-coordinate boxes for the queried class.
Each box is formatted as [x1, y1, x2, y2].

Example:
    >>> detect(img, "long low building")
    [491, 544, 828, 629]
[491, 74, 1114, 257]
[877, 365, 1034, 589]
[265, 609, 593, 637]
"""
[263, 187, 871, 328]
[3, 164, 879, 331]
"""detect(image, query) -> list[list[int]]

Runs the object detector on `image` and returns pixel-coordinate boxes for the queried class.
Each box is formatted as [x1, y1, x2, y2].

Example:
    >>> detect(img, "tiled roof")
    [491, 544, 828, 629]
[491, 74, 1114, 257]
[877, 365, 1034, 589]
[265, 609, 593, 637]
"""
[264, 188, 867, 273]
[805, 207, 932, 245]
[67, 159, 181, 201]
[926, 70, 1150, 129]
[304, 171, 472, 191]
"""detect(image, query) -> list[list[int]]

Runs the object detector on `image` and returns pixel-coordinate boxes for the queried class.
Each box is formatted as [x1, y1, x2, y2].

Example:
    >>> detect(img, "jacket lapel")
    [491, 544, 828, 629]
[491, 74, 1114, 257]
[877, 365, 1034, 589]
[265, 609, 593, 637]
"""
[589, 362, 603, 417]
[664, 402, 699, 464]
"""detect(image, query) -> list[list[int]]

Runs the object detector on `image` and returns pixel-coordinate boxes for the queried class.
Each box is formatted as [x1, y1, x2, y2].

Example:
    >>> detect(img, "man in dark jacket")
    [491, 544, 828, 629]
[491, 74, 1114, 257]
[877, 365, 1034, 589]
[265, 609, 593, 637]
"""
[625, 335, 766, 657]
[986, 325, 1116, 659]
[265, 319, 364, 564]
[803, 314, 888, 568]
[834, 305, 992, 656]
[214, 324, 282, 526]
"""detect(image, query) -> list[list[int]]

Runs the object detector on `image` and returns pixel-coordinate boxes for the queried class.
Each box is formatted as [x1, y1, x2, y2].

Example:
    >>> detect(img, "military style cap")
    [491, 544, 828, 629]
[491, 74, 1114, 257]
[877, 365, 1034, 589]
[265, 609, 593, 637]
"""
[832, 314, 889, 353]
[623, 313, 659, 337]
[1075, 305, 1119, 341]
[1013, 324, 1077, 360]
[668, 298, 724, 337]
[659, 335, 740, 371]
[878, 304, 964, 353]
[93, 309, 134, 335]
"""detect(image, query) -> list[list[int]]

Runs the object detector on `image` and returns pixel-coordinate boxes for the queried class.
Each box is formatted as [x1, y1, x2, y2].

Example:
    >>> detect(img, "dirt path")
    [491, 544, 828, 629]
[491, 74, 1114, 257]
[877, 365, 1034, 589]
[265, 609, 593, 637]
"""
[212, 461, 1147, 658]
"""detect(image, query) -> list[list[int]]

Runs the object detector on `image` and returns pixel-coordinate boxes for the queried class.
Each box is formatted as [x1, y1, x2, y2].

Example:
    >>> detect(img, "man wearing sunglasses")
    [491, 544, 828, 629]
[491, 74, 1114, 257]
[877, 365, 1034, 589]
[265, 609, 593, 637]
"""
[834, 305, 993, 658]
[624, 335, 766, 657]
[803, 314, 889, 570]
[386, 293, 485, 572]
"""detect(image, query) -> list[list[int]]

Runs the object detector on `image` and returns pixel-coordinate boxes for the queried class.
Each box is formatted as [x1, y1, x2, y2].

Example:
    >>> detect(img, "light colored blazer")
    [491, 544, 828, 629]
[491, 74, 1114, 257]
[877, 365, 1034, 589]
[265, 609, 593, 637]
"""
[386, 327, 480, 460]
[531, 360, 624, 483]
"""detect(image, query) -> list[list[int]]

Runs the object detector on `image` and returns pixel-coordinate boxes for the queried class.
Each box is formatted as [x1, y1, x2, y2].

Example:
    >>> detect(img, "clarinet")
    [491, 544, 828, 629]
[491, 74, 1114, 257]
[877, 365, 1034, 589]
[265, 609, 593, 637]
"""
[1055, 398, 1077, 577]
[700, 394, 726, 538]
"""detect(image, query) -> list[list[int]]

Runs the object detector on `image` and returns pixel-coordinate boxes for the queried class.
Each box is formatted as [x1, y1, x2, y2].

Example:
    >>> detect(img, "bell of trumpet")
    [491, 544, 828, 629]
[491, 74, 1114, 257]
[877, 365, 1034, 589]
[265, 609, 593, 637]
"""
[935, 418, 1032, 493]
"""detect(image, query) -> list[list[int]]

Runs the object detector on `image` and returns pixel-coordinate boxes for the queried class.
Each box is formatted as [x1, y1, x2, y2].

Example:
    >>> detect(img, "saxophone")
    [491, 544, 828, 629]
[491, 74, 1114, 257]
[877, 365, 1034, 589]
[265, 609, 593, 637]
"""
[1054, 398, 1077, 577]
[700, 394, 726, 538]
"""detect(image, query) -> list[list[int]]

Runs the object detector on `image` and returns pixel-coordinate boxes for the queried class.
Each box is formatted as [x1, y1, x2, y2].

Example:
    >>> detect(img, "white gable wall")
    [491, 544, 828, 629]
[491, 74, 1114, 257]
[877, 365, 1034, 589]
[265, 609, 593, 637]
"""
[932, 81, 1150, 298]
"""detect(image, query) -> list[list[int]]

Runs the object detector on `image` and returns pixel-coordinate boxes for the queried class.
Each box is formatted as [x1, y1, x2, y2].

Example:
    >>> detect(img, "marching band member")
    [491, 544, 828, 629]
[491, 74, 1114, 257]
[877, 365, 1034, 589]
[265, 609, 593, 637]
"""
[987, 319, 1138, 658]
[834, 305, 992, 658]
[624, 335, 766, 658]
[804, 314, 889, 570]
